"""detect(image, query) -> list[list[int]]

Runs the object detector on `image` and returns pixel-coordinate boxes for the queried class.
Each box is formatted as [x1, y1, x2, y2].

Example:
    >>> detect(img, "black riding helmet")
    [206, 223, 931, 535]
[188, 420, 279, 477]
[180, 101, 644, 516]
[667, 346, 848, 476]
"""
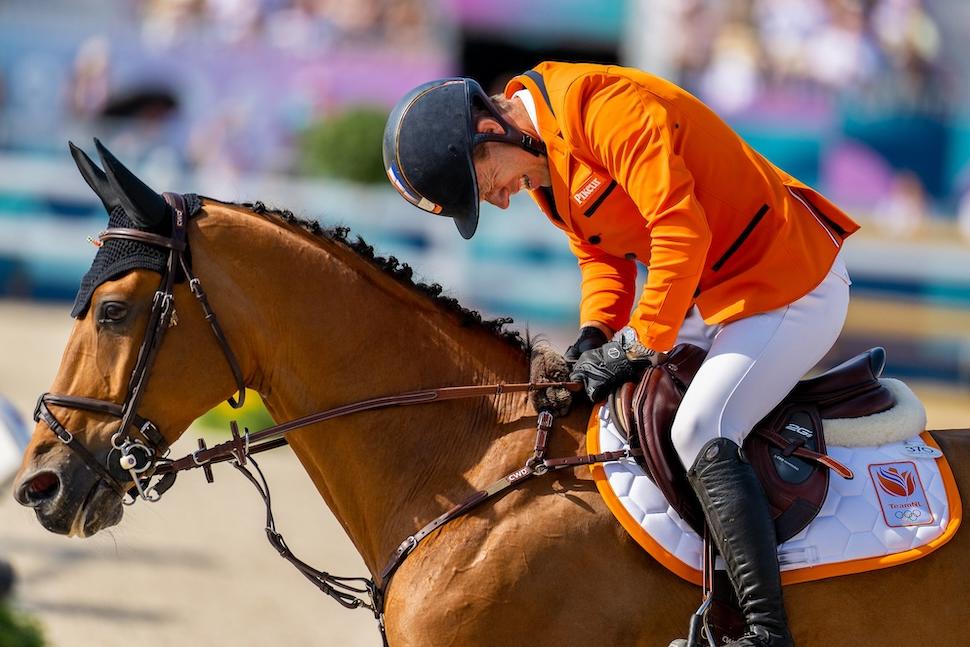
[382, 78, 545, 239]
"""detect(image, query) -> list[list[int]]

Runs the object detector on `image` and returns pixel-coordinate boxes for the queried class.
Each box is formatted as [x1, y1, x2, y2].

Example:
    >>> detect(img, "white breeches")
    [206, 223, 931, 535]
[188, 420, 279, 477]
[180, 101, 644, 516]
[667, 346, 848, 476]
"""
[671, 254, 851, 468]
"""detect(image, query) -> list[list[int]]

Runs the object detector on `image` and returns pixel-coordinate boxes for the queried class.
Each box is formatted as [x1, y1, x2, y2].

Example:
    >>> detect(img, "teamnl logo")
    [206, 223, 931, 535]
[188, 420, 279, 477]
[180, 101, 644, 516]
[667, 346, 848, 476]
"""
[868, 462, 933, 528]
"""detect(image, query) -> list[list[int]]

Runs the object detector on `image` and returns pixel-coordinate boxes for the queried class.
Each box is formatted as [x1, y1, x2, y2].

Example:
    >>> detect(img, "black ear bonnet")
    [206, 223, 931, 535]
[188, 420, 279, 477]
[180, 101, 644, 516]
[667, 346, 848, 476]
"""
[68, 140, 200, 318]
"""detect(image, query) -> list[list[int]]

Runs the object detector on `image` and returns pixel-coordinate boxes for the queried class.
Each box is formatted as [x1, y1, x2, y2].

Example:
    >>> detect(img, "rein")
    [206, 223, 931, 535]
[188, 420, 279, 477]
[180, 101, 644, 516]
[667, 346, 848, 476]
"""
[32, 194, 644, 644]
[156, 382, 581, 475]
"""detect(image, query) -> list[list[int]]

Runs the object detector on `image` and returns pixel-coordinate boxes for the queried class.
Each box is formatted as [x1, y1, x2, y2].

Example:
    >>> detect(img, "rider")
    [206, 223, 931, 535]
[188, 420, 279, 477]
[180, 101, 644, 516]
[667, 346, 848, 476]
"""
[382, 62, 857, 647]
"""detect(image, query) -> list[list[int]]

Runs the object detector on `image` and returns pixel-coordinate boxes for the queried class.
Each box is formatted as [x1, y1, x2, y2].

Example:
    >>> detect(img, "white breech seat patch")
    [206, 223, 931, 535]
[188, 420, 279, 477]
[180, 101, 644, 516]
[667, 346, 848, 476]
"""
[588, 383, 962, 585]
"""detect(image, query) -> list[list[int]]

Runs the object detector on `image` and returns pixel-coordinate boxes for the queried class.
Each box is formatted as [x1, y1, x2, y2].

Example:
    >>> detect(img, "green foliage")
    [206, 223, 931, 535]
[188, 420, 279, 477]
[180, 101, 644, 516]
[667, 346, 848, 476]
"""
[298, 106, 390, 184]
[196, 389, 275, 436]
[0, 602, 44, 647]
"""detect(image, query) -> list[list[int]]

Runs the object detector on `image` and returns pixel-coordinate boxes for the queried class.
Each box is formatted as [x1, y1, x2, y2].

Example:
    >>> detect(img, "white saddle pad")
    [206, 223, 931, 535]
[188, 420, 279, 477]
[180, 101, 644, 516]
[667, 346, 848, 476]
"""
[588, 403, 962, 585]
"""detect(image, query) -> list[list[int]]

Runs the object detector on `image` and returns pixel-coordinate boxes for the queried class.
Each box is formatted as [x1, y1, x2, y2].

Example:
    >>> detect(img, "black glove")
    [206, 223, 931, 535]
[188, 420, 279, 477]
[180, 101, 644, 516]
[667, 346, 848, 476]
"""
[569, 327, 662, 402]
[564, 326, 609, 364]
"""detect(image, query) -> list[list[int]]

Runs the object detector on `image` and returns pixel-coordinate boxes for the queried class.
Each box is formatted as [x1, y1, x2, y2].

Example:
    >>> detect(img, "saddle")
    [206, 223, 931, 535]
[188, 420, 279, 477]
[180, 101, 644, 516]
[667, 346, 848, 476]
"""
[609, 344, 895, 542]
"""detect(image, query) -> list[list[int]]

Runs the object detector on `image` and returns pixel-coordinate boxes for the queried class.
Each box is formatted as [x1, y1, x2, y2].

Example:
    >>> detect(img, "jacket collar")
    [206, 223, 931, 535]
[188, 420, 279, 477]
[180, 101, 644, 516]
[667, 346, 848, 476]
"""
[505, 72, 561, 141]
[505, 72, 573, 230]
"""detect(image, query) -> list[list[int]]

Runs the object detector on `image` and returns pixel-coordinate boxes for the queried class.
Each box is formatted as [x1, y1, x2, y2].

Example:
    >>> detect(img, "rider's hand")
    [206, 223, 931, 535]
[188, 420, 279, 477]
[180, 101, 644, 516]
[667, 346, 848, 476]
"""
[569, 327, 663, 402]
[564, 326, 609, 365]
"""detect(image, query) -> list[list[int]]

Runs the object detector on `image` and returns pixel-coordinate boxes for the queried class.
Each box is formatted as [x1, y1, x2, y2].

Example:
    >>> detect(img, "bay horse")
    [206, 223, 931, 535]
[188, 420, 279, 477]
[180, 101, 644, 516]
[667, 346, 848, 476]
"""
[12, 143, 970, 646]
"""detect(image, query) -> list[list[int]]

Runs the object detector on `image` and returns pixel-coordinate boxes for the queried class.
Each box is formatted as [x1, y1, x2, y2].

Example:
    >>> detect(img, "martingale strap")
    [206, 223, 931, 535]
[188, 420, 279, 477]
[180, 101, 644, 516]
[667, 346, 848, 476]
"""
[378, 411, 642, 583]
[232, 454, 382, 614]
[156, 381, 645, 641]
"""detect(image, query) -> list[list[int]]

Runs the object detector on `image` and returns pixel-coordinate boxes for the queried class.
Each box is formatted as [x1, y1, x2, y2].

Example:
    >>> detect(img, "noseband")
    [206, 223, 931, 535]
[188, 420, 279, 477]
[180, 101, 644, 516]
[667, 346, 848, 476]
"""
[33, 193, 247, 503]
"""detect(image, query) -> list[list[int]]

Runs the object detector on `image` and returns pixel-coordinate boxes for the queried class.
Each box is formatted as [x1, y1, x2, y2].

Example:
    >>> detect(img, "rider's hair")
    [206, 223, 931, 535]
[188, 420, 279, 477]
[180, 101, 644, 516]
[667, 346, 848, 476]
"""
[471, 94, 514, 162]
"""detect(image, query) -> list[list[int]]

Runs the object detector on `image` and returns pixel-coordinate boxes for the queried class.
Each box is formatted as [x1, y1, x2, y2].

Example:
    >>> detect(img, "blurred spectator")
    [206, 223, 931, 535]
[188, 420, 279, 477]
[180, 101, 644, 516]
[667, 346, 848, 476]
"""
[957, 183, 970, 242]
[2, 0, 956, 216]
[384, 0, 432, 48]
[140, 0, 205, 48]
[670, 0, 722, 87]
[878, 170, 929, 235]
[671, 0, 946, 111]
[323, 0, 383, 42]
[187, 104, 251, 179]
[872, 0, 942, 104]
[265, 1, 338, 51]
[699, 21, 762, 113]
[67, 37, 111, 119]
[0, 0, 444, 174]
[754, 0, 827, 86]
[138, 0, 435, 50]
[805, 1, 878, 90]
[205, 0, 265, 44]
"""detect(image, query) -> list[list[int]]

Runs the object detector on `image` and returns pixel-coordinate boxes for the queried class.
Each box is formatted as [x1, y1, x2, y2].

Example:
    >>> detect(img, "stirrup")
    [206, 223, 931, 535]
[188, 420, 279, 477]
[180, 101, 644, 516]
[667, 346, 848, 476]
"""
[668, 596, 713, 647]
[671, 529, 717, 647]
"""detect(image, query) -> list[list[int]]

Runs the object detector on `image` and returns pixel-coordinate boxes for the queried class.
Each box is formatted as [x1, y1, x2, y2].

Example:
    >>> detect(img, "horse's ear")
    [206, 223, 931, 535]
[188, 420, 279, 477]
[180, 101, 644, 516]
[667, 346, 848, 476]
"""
[69, 141, 122, 213]
[94, 138, 169, 229]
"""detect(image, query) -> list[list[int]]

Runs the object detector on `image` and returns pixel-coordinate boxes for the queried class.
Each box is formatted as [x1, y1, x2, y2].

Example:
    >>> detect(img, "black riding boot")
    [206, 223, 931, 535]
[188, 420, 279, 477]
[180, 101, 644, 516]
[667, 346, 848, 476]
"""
[671, 438, 794, 647]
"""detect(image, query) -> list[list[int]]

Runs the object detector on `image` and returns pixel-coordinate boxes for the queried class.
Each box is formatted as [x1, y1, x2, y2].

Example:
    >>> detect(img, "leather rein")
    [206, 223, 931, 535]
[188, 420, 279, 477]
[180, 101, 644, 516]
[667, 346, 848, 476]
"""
[31, 195, 642, 642]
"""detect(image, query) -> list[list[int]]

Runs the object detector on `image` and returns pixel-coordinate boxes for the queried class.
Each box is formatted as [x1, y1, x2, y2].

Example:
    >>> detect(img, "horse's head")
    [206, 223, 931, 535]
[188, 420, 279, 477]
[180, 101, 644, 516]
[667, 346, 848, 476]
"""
[13, 141, 246, 536]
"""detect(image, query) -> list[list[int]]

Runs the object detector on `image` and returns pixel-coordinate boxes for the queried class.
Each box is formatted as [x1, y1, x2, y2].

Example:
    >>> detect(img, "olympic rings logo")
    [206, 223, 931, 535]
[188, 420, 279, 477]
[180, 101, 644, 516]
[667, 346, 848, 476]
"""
[894, 509, 923, 522]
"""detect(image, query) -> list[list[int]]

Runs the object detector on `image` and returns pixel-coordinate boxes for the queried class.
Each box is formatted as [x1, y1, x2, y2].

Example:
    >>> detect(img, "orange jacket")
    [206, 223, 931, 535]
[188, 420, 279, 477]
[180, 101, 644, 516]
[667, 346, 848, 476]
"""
[505, 63, 859, 351]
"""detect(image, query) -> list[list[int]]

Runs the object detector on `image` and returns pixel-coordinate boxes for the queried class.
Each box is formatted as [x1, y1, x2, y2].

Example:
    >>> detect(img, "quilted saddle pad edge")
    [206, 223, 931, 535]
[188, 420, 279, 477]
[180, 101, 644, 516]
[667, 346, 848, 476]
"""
[586, 404, 963, 586]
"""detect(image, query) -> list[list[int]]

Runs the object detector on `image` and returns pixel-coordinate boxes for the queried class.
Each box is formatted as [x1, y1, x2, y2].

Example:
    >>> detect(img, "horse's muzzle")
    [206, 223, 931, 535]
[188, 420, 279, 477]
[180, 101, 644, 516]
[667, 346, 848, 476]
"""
[14, 462, 123, 536]
[14, 469, 61, 508]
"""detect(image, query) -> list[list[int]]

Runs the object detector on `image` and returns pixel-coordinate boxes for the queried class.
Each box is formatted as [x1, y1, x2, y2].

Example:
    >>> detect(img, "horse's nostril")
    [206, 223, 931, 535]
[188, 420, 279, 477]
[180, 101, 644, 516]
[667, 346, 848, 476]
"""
[21, 471, 61, 505]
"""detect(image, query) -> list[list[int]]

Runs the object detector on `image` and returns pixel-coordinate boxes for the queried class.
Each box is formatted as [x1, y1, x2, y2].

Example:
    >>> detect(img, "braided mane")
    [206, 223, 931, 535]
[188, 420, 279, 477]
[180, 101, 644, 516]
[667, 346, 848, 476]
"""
[237, 201, 528, 353]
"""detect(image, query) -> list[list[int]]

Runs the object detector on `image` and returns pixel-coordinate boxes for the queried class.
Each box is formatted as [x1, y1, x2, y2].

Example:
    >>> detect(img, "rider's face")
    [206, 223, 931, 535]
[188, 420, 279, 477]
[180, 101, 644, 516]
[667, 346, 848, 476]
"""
[473, 119, 550, 210]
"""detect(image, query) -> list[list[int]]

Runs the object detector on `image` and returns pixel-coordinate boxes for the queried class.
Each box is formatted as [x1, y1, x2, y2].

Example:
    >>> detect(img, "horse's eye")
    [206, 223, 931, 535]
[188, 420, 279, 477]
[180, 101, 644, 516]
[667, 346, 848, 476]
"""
[99, 302, 129, 323]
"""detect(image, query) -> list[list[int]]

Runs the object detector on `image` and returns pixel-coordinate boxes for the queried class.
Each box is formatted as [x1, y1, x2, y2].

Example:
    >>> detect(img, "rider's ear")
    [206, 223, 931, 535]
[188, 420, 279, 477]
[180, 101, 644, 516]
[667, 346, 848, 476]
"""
[476, 117, 506, 135]
[93, 138, 169, 230]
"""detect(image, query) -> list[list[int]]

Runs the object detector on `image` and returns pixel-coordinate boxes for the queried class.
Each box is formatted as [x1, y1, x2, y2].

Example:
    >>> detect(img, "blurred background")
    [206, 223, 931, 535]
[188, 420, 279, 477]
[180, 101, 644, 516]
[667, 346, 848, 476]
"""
[0, 0, 968, 645]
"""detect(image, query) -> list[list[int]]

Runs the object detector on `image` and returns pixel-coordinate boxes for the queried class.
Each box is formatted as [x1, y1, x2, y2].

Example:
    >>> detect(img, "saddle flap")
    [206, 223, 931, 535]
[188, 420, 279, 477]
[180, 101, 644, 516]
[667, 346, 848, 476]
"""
[626, 343, 838, 542]
[659, 343, 708, 389]
[746, 404, 830, 541]
[632, 346, 708, 534]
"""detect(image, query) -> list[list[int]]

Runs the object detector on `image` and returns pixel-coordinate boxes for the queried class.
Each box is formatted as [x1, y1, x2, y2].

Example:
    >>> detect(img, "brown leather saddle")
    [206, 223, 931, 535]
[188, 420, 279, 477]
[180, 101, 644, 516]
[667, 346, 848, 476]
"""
[608, 344, 895, 542]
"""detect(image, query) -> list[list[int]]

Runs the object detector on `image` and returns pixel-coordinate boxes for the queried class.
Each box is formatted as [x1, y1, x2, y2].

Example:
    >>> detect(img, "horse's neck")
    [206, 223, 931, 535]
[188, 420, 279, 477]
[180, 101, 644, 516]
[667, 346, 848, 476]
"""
[197, 205, 534, 575]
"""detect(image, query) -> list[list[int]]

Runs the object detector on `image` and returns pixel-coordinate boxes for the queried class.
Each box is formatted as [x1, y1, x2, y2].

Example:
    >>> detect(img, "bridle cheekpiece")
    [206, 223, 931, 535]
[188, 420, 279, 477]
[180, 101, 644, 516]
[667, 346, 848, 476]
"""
[33, 192, 247, 504]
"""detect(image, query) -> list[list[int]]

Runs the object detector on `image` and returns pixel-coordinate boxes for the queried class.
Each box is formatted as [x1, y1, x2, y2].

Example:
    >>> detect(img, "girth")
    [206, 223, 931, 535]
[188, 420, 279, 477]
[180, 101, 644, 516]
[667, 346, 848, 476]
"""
[609, 344, 894, 541]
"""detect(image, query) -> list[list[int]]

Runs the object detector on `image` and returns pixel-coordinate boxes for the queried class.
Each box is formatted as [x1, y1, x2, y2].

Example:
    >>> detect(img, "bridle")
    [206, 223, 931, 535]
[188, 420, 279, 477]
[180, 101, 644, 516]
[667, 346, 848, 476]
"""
[31, 194, 638, 643]
[33, 192, 247, 503]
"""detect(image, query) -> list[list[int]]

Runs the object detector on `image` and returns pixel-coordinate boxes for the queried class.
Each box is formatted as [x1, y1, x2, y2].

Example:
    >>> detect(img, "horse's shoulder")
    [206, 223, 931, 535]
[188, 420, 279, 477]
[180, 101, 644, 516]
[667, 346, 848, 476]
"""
[928, 429, 970, 490]
[928, 428, 970, 451]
